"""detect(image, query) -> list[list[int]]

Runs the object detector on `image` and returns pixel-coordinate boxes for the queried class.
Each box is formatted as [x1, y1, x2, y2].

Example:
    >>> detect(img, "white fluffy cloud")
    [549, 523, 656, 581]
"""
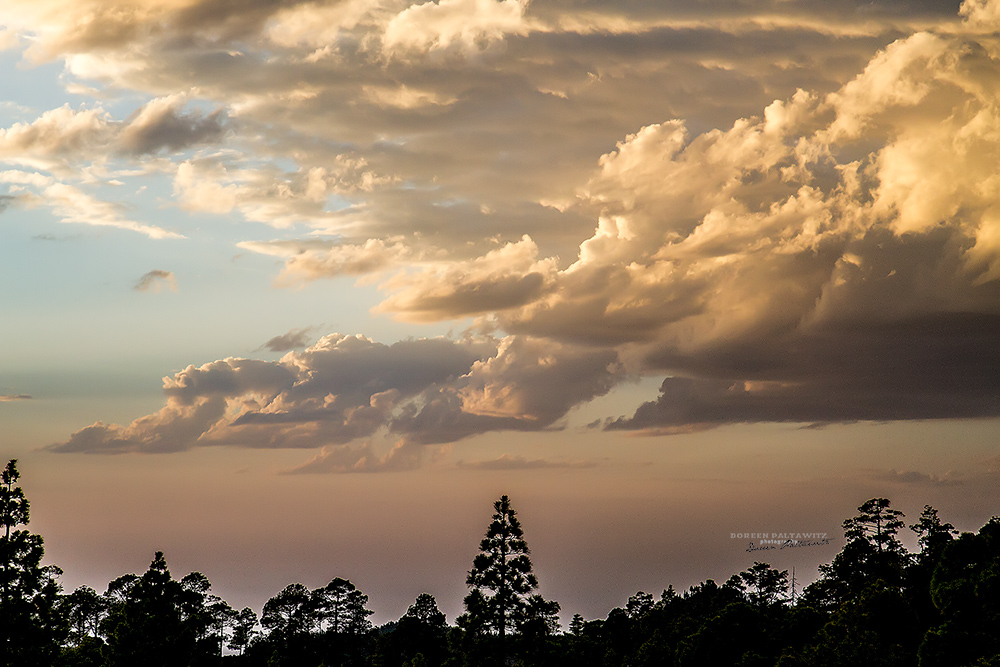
[0, 96, 225, 237]
[382, 0, 529, 56]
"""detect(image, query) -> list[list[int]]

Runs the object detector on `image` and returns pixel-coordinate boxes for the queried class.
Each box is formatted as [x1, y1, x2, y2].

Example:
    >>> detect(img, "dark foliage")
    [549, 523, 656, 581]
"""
[2, 461, 999, 667]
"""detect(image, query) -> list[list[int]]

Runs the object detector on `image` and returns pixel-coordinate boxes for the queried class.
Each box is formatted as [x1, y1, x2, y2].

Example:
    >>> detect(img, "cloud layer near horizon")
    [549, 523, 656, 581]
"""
[3, 0, 998, 461]
[49, 334, 620, 465]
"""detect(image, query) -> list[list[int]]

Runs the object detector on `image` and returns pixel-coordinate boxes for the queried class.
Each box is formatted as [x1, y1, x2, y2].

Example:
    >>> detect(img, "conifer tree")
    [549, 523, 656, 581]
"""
[0, 459, 64, 667]
[843, 498, 906, 555]
[465, 495, 538, 664]
[909, 505, 957, 563]
[313, 577, 374, 635]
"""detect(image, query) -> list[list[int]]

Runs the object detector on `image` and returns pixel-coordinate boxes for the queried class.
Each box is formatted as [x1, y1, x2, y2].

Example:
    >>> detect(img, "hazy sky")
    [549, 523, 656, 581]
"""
[2, 0, 1000, 624]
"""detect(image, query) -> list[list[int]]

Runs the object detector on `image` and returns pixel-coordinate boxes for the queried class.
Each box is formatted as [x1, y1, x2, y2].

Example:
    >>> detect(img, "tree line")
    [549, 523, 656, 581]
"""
[3, 458, 1000, 666]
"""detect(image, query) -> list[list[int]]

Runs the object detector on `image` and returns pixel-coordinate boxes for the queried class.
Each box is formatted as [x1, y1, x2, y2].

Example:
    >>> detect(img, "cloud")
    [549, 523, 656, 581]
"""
[0, 394, 32, 402]
[0, 99, 227, 171]
[0, 169, 185, 239]
[24, 0, 1000, 461]
[49, 334, 620, 454]
[960, 0, 1000, 26]
[359, 9, 1000, 433]
[266, 0, 387, 49]
[238, 238, 412, 284]
[117, 95, 228, 155]
[0, 28, 18, 51]
[383, 0, 530, 56]
[0, 105, 113, 172]
[259, 327, 315, 352]
[455, 336, 621, 423]
[4, 0, 934, 264]
[0, 97, 223, 239]
[376, 236, 558, 321]
[133, 269, 178, 293]
[172, 157, 394, 229]
[282, 440, 428, 474]
[44, 182, 185, 239]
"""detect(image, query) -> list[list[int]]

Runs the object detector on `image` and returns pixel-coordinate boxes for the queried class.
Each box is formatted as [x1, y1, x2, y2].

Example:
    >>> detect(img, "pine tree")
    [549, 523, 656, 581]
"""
[101, 552, 196, 667]
[843, 498, 906, 555]
[0, 459, 64, 667]
[909, 505, 957, 563]
[313, 577, 374, 635]
[391, 593, 449, 667]
[227, 607, 259, 656]
[465, 494, 538, 665]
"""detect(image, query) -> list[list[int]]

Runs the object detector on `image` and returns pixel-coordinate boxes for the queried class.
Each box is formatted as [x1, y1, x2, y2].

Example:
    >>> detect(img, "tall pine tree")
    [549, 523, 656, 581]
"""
[465, 495, 538, 665]
[0, 459, 64, 667]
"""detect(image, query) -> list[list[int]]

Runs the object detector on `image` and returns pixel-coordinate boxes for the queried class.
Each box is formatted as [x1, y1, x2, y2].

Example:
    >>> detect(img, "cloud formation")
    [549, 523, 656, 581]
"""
[50, 334, 620, 454]
[133, 270, 178, 293]
[259, 327, 316, 353]
[383, 0, 530, 56]
[7, 0, 997, 463]
[0, 394, 32, 402]
[374, 13, 1000, 432]
[283, 440, 429, 474]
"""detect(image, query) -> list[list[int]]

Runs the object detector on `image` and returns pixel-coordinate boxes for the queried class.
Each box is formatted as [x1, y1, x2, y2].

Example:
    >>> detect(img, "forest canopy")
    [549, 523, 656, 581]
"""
[2, 459, 999, 667]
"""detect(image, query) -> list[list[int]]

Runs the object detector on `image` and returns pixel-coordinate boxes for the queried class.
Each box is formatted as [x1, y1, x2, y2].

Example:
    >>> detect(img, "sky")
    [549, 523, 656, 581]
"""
[2, 0, 1000, 625]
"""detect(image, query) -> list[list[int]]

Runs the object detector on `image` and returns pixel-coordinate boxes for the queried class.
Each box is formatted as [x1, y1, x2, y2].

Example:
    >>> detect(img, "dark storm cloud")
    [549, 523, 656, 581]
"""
[609, 312, 1000, 429]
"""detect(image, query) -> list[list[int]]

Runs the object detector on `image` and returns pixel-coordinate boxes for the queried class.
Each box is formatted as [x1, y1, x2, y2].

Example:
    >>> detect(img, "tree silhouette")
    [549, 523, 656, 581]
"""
[805, 497, 909, 609]
[261, 583, 314, 640]
[517, 594, 561, 666]
[843, 498, 906, 555]
[314, 577, 374, 635]
[919, 518, 1000, 666]
[727, 562, 790, 607]
[385, 593, 449, 667]
[0, 459, 64, 667]
[101, 552, 192, 667]
[228, 606, 259, 655]
[7, 473, 1000, 667]
[465, 494, 538, 665]
[62, 585, 106, 646]
[626, 591, 655, 619]
[909, 505, 957, 563]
